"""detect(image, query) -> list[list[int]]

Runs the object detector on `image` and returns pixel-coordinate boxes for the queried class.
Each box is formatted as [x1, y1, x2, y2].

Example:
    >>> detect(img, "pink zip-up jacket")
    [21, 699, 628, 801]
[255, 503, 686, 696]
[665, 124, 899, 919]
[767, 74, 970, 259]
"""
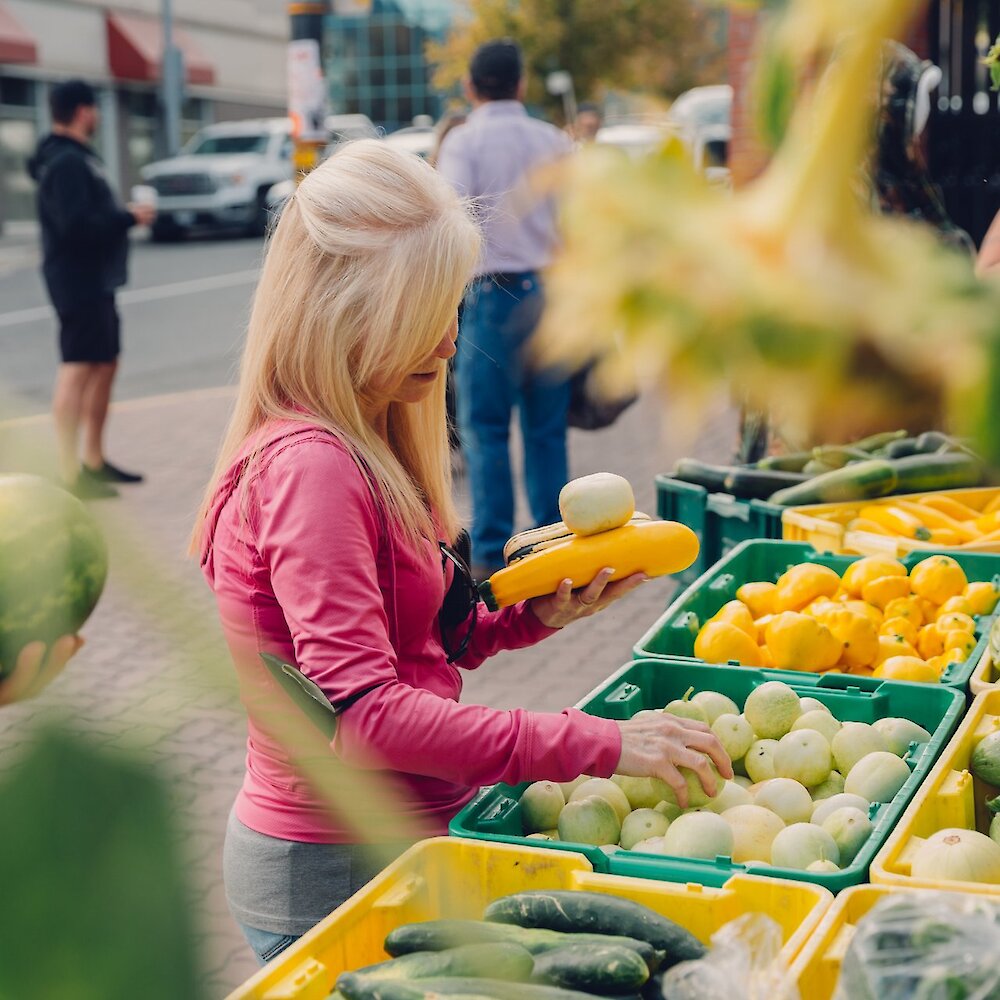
[200, 420, 623, 843]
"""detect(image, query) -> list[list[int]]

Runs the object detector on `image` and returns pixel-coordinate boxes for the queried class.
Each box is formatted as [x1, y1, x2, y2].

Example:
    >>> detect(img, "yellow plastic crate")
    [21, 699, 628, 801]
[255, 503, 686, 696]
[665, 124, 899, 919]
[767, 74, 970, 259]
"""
[871, 689, 1000, 894]
[782, 486, 1000, 557]
[790, 884, 973, 1000]
[971, 645, 998, 696]
[227, 837, 833, 1000]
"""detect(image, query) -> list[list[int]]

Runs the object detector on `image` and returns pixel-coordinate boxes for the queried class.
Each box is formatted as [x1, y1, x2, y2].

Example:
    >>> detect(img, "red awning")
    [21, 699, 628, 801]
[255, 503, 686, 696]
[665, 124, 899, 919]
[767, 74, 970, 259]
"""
[106, 11, 215, 87]
[0, 2, 37, 64]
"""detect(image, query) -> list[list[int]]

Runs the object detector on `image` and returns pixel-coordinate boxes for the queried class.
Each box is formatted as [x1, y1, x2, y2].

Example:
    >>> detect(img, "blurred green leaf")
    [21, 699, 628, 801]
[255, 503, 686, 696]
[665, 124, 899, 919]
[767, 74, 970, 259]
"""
[0, 725, 204, 1000]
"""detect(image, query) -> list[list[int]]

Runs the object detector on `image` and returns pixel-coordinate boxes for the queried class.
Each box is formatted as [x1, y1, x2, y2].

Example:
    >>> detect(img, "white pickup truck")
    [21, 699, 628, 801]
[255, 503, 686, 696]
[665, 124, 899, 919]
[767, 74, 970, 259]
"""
[141, 118, 294, 240]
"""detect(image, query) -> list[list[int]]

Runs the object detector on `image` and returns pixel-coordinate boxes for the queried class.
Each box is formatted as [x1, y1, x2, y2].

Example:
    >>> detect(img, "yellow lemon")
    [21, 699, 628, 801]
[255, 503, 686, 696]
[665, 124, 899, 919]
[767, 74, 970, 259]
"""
[774, 563, 842, 613]
[874, 633, 920, 666]
[964, 581, 1000, 617]
[936, 611, 976, 634]
[694, 621, 763, 667]
[765, 612, 843, 672]
[909, 555, 968, 605]
[874, 656, 938, 684]
[916, 622, 945, 659]
[880, 616, 919, 648]
[925, 653, 951, 679]
[824, 608, 879, 670]
[841, 556, 907, 598]
[861, 574, 912, 611]
[882, 596, 924, 628]
[736, 581, 778, 619]
[710, 600, 758, 641]
[843, 600, 883, 628]
[934, 595, 974, 619]
[941, 630, 977, 658]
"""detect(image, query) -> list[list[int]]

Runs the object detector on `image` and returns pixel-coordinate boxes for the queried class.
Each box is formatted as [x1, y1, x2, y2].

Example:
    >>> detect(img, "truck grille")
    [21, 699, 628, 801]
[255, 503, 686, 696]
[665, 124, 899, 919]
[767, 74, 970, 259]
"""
[152, 173, 217, 196]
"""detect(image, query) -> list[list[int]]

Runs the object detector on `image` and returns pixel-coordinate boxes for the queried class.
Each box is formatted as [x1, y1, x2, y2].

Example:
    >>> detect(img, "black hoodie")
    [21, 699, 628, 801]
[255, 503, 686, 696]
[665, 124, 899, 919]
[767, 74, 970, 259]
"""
[27, 134, 135, 312]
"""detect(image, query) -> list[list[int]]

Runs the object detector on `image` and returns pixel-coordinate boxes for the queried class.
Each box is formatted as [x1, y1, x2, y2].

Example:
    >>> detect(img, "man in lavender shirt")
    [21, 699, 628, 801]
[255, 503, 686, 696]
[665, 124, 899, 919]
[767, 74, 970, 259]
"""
[437, 39, 574, 578]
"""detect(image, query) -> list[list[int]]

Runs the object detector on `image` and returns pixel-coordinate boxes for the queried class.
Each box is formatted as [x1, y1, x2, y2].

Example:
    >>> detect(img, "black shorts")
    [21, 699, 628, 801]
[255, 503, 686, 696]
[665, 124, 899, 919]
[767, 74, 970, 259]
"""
[56, 295, 120, 364]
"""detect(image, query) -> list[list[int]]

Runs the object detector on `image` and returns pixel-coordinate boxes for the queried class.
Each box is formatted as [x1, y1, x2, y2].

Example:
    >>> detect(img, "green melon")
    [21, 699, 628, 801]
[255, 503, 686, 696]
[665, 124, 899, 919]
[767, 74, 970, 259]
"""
[0, 475, 108, 675]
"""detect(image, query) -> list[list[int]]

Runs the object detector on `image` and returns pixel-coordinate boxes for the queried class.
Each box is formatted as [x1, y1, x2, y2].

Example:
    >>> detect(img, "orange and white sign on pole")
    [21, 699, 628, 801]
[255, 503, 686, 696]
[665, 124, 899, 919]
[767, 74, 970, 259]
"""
[288, 1, 330, 177]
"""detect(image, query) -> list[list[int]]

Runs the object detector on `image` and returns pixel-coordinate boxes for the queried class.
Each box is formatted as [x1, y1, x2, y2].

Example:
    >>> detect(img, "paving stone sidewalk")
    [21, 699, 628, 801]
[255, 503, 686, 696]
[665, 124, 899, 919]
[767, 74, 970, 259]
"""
[0, 385, 736, 996]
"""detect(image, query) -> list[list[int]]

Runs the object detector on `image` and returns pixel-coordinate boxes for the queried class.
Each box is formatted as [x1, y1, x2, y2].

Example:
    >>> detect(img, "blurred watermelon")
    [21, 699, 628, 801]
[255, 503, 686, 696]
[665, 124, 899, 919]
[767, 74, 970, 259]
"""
[0, 475, 107, 675]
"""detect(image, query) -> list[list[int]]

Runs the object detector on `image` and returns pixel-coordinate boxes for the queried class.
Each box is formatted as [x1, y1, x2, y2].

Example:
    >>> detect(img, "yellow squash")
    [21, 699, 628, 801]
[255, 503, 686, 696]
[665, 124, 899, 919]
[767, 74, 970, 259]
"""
[480, 520, 699, 611]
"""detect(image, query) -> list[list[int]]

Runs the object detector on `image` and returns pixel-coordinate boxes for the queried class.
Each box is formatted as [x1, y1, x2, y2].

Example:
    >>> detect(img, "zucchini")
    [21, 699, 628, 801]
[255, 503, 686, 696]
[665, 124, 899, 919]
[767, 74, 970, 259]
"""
[721, 468, 808, 500]
[754, 451, 812, 472]
[850, 429, 908, 452]
[384, 979, 616, 1000]
[336, 978, 438, 1000]
[889, 453, 984, 495]
[914, 431, 955, 453]
[883, 436, 922, 459]
[671, 458, 732, 492]
[802, 458, 838, 475]
[811, 445, 871, 468]
[353, 943, 533, 983]
[531, 944, 649, 994]
[383, 920, 663, 972]
[483, 891, 705, 969]
[768, 459, 898, 506]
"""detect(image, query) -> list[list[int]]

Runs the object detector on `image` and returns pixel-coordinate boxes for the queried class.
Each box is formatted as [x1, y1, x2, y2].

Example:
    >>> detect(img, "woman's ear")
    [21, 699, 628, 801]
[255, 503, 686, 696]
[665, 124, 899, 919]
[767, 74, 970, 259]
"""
[914, 64, 942, 138]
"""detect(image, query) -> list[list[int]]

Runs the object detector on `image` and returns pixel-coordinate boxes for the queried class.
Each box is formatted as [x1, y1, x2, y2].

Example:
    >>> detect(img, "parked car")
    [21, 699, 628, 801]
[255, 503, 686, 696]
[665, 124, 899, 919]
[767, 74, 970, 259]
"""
[667, 84, 732, 182]
[141, 118, 293, 241]
[595, 122, 674, 158]
[324, 113, 379, 144]
[383, 125, 437, 159]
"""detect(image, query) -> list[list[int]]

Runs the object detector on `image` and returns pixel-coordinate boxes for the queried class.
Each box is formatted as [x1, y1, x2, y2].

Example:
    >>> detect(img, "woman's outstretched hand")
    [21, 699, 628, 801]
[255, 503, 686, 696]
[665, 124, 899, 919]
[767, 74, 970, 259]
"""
[529, 567, 646, 630]
[0, 636, 82, 707]
[615, 709, 734, 808]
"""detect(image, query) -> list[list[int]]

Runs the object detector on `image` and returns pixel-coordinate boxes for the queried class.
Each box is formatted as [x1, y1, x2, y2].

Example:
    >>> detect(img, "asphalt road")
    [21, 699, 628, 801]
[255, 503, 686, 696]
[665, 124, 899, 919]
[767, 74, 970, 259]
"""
[0, 231, 263, 413]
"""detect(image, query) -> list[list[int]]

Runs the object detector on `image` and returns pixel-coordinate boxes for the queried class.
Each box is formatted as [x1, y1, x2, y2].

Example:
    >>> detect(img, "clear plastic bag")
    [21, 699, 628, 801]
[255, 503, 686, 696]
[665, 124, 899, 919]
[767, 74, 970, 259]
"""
[835, 891, 1000, 1000]
[658, 913, 801, 1000]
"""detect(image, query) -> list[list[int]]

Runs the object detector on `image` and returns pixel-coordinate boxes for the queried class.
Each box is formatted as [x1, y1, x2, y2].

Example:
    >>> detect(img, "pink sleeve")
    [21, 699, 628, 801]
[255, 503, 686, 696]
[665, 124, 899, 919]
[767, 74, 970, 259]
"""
[254, 439, 622, 785]
[447, 602, 559, 671]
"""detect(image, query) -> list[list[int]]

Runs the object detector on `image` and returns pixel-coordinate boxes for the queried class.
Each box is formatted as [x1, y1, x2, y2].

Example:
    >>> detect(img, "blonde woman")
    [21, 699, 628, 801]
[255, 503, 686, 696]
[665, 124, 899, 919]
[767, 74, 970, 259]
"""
[192, 141, 731, 964]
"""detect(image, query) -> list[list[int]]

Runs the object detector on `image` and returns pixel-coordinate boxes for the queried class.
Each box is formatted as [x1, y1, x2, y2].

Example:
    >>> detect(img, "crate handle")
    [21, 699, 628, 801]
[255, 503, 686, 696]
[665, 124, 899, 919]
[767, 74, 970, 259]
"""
[372, 874, 424, 909]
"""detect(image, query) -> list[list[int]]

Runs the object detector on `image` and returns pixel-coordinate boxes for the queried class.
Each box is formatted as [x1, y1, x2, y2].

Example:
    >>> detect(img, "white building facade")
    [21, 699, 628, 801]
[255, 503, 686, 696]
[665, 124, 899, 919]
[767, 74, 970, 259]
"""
[0, 0, 289, 225]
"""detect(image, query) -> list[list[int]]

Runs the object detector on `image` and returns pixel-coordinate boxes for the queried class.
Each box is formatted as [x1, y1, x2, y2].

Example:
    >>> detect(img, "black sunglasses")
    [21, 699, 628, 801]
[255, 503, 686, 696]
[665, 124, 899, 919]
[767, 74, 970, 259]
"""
[438, 539, 480, 663]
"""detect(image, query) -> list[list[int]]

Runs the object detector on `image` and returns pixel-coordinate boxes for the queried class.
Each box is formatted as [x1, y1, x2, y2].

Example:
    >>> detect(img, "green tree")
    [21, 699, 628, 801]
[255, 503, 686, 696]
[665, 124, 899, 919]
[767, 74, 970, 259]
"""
[428, 0, 727, 117]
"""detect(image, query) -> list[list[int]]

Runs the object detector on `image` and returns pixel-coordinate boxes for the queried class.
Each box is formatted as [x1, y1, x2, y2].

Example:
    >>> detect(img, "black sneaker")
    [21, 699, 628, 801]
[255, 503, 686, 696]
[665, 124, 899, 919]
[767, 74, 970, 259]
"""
[69, 471, 119, 500]
[83, 460, 144, 484]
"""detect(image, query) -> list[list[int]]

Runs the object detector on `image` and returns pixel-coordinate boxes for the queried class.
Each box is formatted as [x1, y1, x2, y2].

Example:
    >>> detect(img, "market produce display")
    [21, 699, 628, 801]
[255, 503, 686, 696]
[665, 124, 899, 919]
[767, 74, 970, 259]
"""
[0, 473, 108, 676]
[330, 890, 705, 999]
[687, 554, 998, 682]
[671, 431, 986, 506]
[517, 680, 926, 876]
[480, 474, 698, 610]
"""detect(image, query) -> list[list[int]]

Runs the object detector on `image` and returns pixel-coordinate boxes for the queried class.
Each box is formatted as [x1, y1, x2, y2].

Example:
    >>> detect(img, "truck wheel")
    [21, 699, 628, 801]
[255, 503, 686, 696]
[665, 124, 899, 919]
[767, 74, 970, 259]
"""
[151, 219, 184, 243]
[247, 189, 271, 237]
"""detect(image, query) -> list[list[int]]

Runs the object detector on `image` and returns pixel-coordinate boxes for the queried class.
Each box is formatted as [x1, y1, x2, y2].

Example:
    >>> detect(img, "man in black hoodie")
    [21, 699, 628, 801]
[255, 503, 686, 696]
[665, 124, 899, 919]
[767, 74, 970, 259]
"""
[27, 80, 155, 499]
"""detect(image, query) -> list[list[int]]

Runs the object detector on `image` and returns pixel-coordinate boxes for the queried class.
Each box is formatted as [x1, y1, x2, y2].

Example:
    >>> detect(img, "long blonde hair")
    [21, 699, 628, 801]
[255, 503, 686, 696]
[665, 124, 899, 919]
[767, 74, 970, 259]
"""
[190, 140, 481, 553]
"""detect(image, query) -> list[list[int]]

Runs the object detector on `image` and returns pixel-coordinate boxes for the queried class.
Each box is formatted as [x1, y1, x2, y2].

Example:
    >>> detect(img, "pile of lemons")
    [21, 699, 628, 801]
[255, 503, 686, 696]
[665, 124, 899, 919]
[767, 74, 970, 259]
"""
[692, 555, 999, 683]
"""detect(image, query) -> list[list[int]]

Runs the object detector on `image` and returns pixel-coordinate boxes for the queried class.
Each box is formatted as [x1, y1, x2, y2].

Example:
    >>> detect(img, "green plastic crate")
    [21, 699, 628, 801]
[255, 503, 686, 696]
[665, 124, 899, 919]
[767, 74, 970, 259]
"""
[634, 540, 1000, 690]
[655, 475, 717, 587]
[707, 493, 784, 558]
[449, 660, 964, 893]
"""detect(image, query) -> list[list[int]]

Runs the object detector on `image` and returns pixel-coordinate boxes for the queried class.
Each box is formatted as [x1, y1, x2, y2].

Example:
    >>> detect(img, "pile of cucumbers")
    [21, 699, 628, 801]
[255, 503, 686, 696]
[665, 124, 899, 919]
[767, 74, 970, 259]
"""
[672, 430, 986, 506]
[331, 890, 707, 1000]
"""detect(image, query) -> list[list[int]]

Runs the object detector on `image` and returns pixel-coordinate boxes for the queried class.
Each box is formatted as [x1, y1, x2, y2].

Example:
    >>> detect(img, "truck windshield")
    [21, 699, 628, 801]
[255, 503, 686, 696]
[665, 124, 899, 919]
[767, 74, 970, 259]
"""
[186, 134, 271, 155]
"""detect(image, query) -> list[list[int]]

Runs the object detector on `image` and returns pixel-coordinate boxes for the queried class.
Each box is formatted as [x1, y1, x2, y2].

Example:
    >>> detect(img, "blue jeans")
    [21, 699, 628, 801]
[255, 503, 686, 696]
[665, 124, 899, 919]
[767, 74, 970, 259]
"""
[238, 922, 301, 966]
[456, 273, 570, 571]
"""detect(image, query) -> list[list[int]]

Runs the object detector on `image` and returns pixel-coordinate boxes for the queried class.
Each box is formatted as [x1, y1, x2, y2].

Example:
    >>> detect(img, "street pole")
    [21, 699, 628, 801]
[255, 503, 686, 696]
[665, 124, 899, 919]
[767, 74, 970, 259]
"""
[288, 1, 330, 178]
[161, 0, 184, 156]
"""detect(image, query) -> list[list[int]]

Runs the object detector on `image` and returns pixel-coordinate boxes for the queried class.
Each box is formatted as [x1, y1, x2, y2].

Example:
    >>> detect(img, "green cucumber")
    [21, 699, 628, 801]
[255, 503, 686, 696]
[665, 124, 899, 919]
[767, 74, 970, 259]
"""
[850, 429, 908, 452]
[914, 431, 956, 453]
[671, 459, 732, 492]
[811, 445, 871, 468]
[883, 436, 922, 459]
[352, 943, 532, 983]
[767, 459, 898, 506]
[531, 943, 649, 994]
[754, 451, 813, 472]
[888, 453, 984, 494]
[721, 468, 808, 500]
[383, 919, 662, 971]
[380, 979, 617, 1000]
[483, 891, 705, 969]
[802, 458, 838, 475]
